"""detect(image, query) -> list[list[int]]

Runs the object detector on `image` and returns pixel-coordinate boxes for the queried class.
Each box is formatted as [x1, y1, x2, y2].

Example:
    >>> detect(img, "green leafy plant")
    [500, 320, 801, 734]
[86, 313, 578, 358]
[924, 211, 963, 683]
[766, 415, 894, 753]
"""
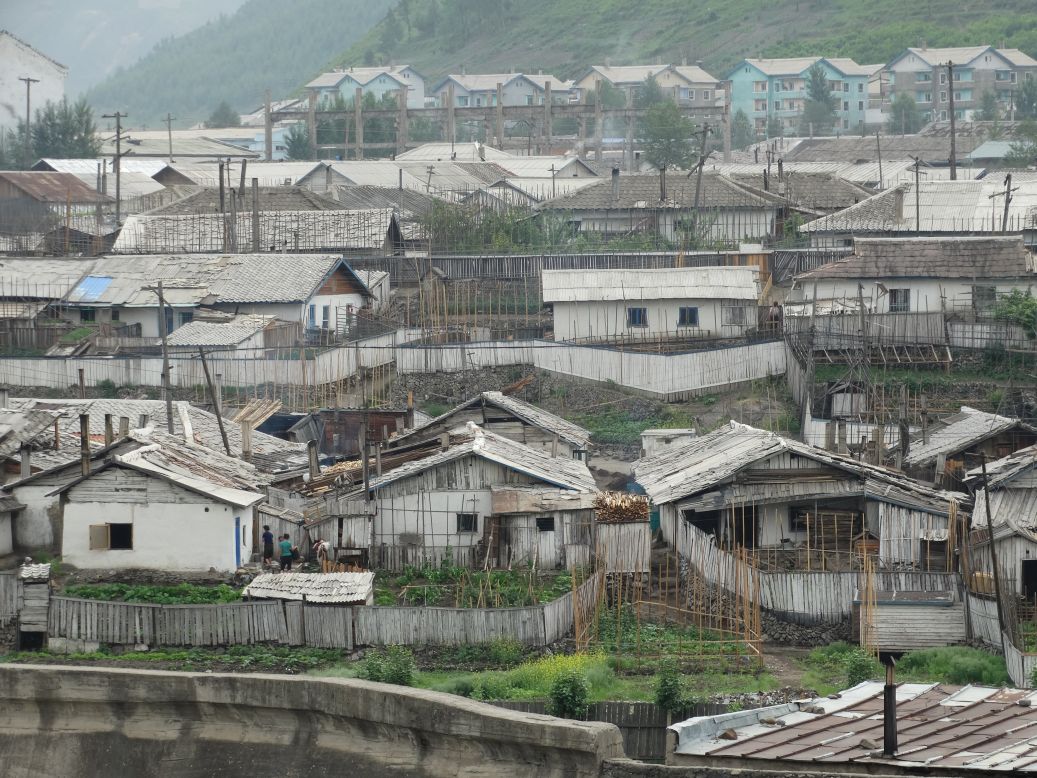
[63, 583, 242, 604]
[654, 659, 687, 714]
[993, 289, 1037, 339]
[548, 669, 590, 719]
[844, 649, 881, 687]
[359, 646, 416, 687]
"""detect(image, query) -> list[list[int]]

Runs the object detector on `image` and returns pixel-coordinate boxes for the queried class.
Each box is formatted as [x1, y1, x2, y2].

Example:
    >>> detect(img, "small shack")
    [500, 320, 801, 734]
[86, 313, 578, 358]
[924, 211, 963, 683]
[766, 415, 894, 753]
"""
[594, 492, 651, 574]
[242, 572, 374, 606]
[18, 562, 50, 650]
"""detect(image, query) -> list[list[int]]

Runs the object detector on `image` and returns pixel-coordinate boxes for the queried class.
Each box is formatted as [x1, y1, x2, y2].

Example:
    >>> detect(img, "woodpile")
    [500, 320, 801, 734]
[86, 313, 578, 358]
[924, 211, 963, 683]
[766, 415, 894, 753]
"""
[595, 492, 649, 523]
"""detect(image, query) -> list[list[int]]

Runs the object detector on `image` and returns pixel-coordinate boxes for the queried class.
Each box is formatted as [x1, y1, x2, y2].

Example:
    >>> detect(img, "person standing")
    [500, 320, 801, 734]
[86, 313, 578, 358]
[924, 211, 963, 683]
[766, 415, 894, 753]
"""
[278, 534, 294, 571]
[261, 525, 275, 564]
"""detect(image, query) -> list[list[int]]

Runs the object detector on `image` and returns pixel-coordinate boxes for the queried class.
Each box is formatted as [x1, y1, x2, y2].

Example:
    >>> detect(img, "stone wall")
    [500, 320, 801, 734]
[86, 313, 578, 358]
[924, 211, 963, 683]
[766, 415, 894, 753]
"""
[761, 611, 851, 646]
[0, 665, 624, 778]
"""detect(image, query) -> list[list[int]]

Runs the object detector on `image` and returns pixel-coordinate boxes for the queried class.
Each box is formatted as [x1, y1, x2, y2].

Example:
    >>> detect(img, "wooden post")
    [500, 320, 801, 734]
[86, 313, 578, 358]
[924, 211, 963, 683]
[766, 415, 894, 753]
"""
[495, 82, 505, 150]
[79, 414, 90, 477]
[446, 84, 456, 145]
[118, 416, 129, 437]
[307, 91, 318, 159]
[594, 79, 604, 163]
[947, 62, 957, 180]
[199, 347, 231, 456]
[980, 453, 1007, 657]
[354, 87, 364, 160]
[156, 281, 174, 433]
[307, 439, 320, 480]
[103, 414, 113, 446]
[543, 80, 553, 153]
[77, 368, 85, 399]
[251, 178, 260, 252]
[264, 89, 273, 161]
[240, 420, 252, 462]
[397, 88, 409, 156]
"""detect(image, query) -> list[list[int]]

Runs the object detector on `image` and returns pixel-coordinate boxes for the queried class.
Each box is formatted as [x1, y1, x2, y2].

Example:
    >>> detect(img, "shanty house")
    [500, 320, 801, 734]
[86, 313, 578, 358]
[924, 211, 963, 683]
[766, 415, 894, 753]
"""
[166, 314, 293, 355]
[791, 235, 1037, 314]
[636, 422, 967, 573]
[355, 423, 597, 570]
[542, 267, 761, 343]
[387, 391, 593, 462]
[539, 173, 783, 244]
[0, 171, 111, 253]
[903, 406, 1037, 489]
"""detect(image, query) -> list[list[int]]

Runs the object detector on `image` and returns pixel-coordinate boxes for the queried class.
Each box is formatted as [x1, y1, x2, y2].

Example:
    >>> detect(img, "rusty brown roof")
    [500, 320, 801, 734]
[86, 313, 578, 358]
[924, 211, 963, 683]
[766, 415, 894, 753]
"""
[0, 171, 111, 204]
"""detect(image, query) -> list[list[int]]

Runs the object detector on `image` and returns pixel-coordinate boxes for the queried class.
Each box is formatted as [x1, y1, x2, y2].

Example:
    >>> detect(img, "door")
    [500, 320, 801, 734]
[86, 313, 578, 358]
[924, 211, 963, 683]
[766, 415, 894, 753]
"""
[1022, 559, 1037, 599]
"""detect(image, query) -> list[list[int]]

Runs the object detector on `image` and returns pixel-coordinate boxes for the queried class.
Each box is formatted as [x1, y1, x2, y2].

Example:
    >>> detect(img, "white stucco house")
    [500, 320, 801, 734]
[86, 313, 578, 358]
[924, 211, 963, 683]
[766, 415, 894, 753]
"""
[0, 31, 67, 132]
[542, 266, 761, 342]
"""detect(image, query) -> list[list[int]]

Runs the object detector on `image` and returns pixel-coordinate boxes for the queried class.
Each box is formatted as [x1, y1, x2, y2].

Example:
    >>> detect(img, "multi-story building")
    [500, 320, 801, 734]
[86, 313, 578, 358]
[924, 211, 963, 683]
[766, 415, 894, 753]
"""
[726, 57, 871, 137]
[304, 65, 426, 109]
[431, 73, 570, 108]
[0, 31, 67, 133]
[571, 63, 723, 108]
[885, 46, 1037, 122]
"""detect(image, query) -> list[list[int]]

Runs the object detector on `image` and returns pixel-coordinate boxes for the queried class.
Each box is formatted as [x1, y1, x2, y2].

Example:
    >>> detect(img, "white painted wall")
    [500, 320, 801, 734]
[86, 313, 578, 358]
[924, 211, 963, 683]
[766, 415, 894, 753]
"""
[10, 482, 60, 550]
[795, 277, 1037, 313]
[0, 34, 66, 132]
[62, 499, 254, 572]
[551, 298, 755, 341]
[572, 208, 775, 242]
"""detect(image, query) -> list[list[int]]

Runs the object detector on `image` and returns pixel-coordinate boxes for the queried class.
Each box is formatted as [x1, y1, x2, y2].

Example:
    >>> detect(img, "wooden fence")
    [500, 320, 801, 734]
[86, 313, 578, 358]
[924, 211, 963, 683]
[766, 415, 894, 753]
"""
[0, 572, 17, 628]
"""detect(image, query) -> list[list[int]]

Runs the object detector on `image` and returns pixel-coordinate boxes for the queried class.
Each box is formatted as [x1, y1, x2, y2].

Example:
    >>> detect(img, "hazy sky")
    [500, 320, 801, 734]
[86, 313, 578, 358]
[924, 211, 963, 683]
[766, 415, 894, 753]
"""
[1, 0, 247, 94]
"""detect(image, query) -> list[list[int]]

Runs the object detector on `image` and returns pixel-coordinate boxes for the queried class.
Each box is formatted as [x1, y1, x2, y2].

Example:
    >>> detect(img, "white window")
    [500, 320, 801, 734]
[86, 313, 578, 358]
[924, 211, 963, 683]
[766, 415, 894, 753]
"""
[321, 305, 330, 329]
[89, 523, 133, 550]
[940, 91, 947, 103]
[702, 90, 711, 101]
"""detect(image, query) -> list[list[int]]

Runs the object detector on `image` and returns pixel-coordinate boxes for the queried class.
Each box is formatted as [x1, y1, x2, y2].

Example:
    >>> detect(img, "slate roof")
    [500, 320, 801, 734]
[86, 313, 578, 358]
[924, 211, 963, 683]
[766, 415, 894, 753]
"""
[166, 162, 326, 187]
[148, 186, 347, 215]
[363, 423, 596, 494]
[540, 173, 783, 210]
[434, 73, 565, 93]
[903, 406, 1037, 467]
[0, 171, 111, 204]
[0, 30, 67, 71]
[392, 391, 593, 450]
[542, 267, 759, 303]
[102, 135, 259, 160]
[242, 572, 374, 603]
[0, 408, 61, 458]
[728, 173, 873, 212]
[798, 236, 1034, 280]
[167, 315, 276, 347]
[581, 64, 719, 85]
[306, 65, 417, 89]
[634, 421, 962, 512]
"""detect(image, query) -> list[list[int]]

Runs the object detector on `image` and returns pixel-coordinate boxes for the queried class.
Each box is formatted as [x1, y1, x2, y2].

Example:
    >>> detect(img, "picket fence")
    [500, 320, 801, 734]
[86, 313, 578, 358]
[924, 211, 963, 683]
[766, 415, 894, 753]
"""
[397, 339, 787, 401]
[44, 574, 601, 650]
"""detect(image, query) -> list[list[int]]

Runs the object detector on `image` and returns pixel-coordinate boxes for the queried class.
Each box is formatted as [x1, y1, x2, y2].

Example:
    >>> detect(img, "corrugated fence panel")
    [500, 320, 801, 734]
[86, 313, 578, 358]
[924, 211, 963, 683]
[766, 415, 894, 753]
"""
[967, 592, 1002, 648]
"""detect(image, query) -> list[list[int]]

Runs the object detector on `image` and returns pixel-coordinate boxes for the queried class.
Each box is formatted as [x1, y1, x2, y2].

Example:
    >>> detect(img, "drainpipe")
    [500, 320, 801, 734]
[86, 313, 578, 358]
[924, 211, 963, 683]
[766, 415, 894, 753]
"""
[882, 658, 898, 757]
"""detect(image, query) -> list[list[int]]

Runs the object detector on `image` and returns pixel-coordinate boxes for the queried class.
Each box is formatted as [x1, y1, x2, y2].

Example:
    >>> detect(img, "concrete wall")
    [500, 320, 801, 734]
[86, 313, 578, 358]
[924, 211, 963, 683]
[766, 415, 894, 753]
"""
[0, 665, 624, 778]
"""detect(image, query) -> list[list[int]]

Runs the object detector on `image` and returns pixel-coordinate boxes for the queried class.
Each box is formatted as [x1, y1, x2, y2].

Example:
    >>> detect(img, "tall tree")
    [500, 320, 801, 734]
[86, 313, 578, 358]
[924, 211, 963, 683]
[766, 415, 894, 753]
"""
[766, 116, 784, 139]
[1005, 119, 1037, 167]
[285, 122, 315, 160]
[25, 98, 102, 160]
[1017, 78, 1037, 119]
[731, 109, 755, 149]
[887, 92, 923, 135]
[798, 64, 838, 136]
[206, 101, 241, 128]
[639, 101, 696, 170]
[975, 90, 1000, 122]
[635, 75, 667, 108]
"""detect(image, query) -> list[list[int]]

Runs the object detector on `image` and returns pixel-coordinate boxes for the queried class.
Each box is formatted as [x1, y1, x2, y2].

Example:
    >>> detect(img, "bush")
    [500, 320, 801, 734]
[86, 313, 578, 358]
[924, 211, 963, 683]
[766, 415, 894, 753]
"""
[359, 646, 416, 687]
[654, 659, 686, 714]
[548, 669, 590, 719]
[899, 647, 1009, 686]
[844, 649, 881, 687]
[488, 638, 524, 667]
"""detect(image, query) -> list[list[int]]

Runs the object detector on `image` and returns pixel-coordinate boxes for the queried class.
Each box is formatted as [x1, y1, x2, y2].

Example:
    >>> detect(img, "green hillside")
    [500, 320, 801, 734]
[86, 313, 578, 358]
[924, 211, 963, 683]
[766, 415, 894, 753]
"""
[329, 0, 1037, 82]
[85, 0, 393, 129]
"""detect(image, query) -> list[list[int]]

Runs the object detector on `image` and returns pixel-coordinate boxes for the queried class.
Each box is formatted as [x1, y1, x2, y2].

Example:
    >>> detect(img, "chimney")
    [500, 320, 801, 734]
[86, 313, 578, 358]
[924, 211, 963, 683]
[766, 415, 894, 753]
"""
[240, 421, 252, 462]
[883, 659, 898, 757]
[307, 439, 320, 480]
[659, 167, 667, 202]
[104, 414, 113, 446]
[118, 416, 130, 437]
[439, 433, 450, 451]
[478, 143, 486, 161]
[138, 414, 149, 429]
[406, 391, 415, 428]
[611, 165, 620, 203]
[19, 445, 30, 478]
[763, 168, 769, 191]
[54, 419, 60, 450]
[79, 414, 91, 477]
[893, 188, 905, 221]
[0, 387, 8, 408]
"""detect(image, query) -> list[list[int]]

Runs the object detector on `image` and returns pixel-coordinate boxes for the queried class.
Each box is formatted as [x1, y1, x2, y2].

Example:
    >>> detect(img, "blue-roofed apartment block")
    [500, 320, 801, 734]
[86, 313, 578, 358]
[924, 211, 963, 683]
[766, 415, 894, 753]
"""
[727, 57, 871, 138]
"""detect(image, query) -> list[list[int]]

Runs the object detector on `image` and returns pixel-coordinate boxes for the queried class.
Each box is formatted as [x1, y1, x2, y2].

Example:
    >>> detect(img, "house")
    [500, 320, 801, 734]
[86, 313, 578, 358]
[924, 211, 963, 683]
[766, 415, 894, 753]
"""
[166, 314, 293, 355]
[352, 423, 597, 570]
[724, 172, 874, 216]
[885, 45, 1037, 123]
[432, 73, 568, 108]
[902, 406, 1037, 489]
[669, 682, 1037, 772]
[0, 31, 67, 132]
[0, 257, 95, 341]
[791, 236, 1036, 313]
[726, 57, 871, 136]
[50, 430, 265, 572]
[572, 64, 721, 108]
[99, 134, 259, 162]
[305, 65, 426, 109]
[541, 266, 761, 343]
[62, 253, 377, 338]
[394, 143, 515, 163]
[539, 172, 784, 244]
[387, 391, 593, 462]
[635, 421, 967, 573]
[0, 171, 112, 252]
[0, 493, 23, 556]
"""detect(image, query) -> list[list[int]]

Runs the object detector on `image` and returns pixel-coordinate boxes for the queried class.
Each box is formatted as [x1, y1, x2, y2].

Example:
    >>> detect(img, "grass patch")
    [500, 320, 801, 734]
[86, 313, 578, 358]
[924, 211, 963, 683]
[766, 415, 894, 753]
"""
[61, 582, 242, 605]
[570, 405, 699, 446]
[374, 563, 575, 608]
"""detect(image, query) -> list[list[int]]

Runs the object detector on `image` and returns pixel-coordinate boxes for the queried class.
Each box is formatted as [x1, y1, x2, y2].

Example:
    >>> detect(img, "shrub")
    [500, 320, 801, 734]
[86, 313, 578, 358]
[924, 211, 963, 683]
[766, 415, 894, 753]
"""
[899, 647, 1009, 686]
[548, 669, 590, 719]
[654, 659, 686, 714]
[488, 638, 524, 667]
[844, 649, 881, 687]
[359, 646, 415, 687]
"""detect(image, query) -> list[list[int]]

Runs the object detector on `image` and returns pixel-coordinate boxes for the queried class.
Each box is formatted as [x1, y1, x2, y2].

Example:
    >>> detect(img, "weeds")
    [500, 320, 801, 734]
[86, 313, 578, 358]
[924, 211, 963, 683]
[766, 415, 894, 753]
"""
[62, 583, 242, 605]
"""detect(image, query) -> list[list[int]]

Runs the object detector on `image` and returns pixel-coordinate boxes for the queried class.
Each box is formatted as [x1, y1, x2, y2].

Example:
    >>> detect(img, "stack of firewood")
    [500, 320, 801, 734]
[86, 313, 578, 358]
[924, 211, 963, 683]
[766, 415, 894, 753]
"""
[594, 492, 649, 523]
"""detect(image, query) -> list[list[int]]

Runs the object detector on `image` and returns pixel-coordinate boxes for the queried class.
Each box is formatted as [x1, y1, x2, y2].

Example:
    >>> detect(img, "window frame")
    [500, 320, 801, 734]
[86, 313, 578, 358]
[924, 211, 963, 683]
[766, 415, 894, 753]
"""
[888, 288, 911, 313]
[535, 516, 556, 532]
[89, 522, 133, 550]
[721, 306, 748, 326]
[626, 306, 649, 328]
[456, 512, 478, 533]
[79, 308, 96, 323]
[677, 306, 700, 328]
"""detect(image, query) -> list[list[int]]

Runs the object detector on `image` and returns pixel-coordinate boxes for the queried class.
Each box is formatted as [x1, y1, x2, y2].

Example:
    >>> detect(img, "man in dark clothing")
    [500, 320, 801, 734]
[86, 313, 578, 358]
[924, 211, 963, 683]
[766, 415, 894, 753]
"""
[262, 525, 275, 563]
[278, 534, 294, 571]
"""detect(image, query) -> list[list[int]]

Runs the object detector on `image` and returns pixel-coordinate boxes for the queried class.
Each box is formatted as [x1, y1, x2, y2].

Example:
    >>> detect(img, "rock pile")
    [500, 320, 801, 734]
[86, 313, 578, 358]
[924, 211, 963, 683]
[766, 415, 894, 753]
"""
[761, 612, 850, 646]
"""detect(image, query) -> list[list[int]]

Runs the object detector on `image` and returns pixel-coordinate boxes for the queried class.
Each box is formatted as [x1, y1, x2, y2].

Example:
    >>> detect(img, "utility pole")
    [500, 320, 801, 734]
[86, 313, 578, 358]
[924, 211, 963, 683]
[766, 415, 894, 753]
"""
[1001, 173, 1017, 233]
[691, 123, 711, 237]
[145, 281, 175, 433]
[164, 113, 176, 163]
[980, 453, 1007, 658]
[909, 155, 924, 232]
[17, 77, 39, 167]
[102, 112, 127, 225]
[875, 132, 883, 190]
[198, 348, 231, 455]
[946, 62, 957, 180]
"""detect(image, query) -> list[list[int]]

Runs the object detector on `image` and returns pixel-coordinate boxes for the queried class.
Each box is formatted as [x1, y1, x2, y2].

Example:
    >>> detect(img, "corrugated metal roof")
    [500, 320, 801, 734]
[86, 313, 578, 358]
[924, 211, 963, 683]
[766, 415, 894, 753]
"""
[671, 681, 1037, 771]
[540, 173, 783, 210]
[171, 162, 326, 187]
[242, 572, 374, 603]
[102, 135, 259, 160]
[0, 171, 111, 204]
[903, 406, 1034, 466]
[542, 266, 760, 302]
[635, 421, 963, 512]
[34, 158, 168, 176]
[395, 143, 514, 163]
[167, 314, 275, 347]
[0, 258, 92, 299]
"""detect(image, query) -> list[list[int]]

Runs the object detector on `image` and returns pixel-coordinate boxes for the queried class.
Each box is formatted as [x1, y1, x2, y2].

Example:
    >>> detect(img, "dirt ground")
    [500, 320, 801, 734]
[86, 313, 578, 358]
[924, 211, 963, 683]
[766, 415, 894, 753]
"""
[761, 646, 813, 689]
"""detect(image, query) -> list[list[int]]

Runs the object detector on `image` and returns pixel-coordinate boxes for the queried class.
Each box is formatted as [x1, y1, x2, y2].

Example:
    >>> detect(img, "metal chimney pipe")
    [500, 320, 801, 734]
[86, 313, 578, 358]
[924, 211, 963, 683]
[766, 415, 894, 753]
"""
[611, 165, 620, 203]
[883, 659, 898, 757]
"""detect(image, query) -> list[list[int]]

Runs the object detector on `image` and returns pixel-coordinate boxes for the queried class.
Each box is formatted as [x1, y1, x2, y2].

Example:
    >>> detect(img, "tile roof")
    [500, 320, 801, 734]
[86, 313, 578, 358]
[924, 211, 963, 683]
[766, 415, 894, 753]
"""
[728, 172, 873, 211]
[365, 422, 596, 494]
[0, 171, 111, 204]
[798, 235, 1034, 280]
[19, 563, 51, 581]
[903, 406, 1036, 467]
[542, 266, 759, 303]
[904, 45, 995, 66]
[167, 314, 276, 347]
[148, 186, 347, 215]
[634, 421, 963, 512]
[671, 681, 1037, 771]
[584, 64, 719, 85]
[540, 173, 783, 210]
[242, 571, 374, 603]
[329, 185, 439, 216]
[435, 73, 564, 93]
[783, 133, 985, 162]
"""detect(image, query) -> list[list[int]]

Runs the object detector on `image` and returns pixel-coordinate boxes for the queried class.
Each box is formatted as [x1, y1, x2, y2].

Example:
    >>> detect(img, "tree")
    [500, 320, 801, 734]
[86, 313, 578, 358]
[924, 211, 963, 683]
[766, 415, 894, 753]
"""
[588, 80, 626, 109]
[766, 116, 784, 139]
[975, 90, 1000, 122]
[639, 101, 696, 170]
[635, 75, 666, 108]
[1017, 77, 1037, 119]
[206, 101, 241, 128]
[25, 98, 102, 160]
[798, 64, 838, 136]
[1004, 119, 1037, 168]
[285, 122, 314, 160]
[731, 109, 755, 149]
[887, 92, 924, 135]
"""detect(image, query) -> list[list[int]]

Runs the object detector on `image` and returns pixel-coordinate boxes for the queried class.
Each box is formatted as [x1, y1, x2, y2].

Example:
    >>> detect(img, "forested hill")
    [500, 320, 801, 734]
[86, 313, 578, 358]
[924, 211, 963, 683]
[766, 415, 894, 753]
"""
[330, 0, 1037, 82]
[85, 0, 393, 130]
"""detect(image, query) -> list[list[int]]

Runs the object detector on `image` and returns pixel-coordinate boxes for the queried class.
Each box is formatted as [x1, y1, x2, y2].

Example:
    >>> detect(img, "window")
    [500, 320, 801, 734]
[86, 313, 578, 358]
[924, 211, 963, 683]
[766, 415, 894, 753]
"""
[996, 70, 1013, 82]
[677, 306, 699, 327]
[940, 72, 947, 84]
[858, 101, 864, 111]
[687, 89, 696, 101]
[774, 100, 783, 111]
[572, 449, 588, 462]
[627, 307, 648, 328]
[972, 285, 997, 310]
[789, 508, 810, 533]
[917, 72, 932, 82]
[843, 82, 849, 93]
[858, 82, 864, 92]
[722, 306, 747, 326]
[940, 91, 947, 103]
[89, 522, 133, 550]
[842, 100, 849, 111]
[458, 96, 469, 107]
[321, 305, 330, 329]
[536, 517, 556, 532]
[110, 308, 120, 322]
[889, 288, 911, 313]
[79, 308, 95, 323]
[702, 90, 711, 101]
[456, 513, 478, 533]
[178, 311, 193, 327]
[308, 304, 316, 327]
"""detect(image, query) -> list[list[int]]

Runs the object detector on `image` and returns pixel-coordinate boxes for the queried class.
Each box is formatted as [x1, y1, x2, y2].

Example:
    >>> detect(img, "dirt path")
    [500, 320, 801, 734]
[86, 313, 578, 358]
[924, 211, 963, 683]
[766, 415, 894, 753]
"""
[762, 646, 813, 689]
